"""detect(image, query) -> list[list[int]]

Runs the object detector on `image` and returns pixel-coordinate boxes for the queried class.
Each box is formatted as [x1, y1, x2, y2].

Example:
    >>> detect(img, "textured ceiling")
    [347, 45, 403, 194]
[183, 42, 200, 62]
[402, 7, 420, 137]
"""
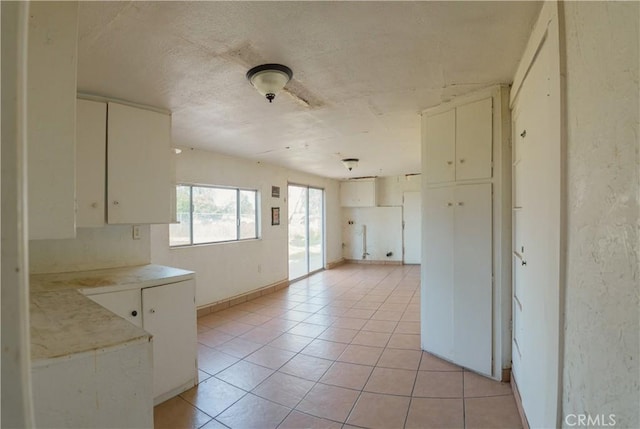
[77, 1, 541, 179]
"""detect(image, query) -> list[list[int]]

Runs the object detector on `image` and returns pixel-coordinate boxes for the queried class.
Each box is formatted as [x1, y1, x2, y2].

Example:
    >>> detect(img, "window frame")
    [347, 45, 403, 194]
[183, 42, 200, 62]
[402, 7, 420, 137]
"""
[170, 183, 259, 247]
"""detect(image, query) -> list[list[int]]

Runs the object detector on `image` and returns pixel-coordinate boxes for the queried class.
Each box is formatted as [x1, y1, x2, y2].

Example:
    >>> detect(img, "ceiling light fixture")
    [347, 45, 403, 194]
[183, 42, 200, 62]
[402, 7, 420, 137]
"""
[246, 64, 293, 103]
[341, 158, 359, 171]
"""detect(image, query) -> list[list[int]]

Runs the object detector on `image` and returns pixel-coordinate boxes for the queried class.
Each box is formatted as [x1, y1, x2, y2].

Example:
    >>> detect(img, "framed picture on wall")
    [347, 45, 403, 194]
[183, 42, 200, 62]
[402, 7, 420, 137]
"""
[271, 207, 280, 226]
[272, 186, 280, 198]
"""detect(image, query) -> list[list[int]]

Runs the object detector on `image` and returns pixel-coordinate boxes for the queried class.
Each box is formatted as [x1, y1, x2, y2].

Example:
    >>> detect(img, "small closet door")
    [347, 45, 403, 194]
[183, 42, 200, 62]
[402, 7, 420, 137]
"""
[455, 98, 493, 181]
[423, 110, 455, 184]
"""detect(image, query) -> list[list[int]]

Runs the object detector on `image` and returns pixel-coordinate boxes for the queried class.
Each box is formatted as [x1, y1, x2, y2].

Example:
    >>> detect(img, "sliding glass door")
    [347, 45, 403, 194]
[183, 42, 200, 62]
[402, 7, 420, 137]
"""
[288, 184, 324, 280]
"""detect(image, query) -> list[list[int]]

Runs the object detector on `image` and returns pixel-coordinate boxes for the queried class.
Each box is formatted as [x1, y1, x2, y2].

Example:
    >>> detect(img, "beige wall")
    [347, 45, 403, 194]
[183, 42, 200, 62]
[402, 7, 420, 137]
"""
[150, 148, 342, 307]
[561, 2, 639, 428]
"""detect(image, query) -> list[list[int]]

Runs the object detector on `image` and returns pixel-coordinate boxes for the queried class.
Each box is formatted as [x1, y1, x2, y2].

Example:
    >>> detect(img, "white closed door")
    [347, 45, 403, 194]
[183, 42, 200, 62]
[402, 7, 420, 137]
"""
[510, 32, 561, 428]
[142, 280, 197, 402]
[452, 183, 492, 374]
[422, 183, 492, 375]
[76, 99, 106, 227]
[423, 109, 456, 184]
[455, 97, 493, 181]
[107, 102, 171, 224]
[403, 192, 421, 264]
[422, 186, 455, 358]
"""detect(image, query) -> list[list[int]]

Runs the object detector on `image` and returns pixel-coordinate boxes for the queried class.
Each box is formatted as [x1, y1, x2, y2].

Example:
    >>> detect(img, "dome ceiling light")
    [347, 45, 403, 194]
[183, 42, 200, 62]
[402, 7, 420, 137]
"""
[246, 64, 293, 103]
[342, 158, 359, 171]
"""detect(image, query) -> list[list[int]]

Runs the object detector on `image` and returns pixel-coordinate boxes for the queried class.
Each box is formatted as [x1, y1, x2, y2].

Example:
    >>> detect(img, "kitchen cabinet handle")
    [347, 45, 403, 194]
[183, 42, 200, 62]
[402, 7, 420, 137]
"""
[447, 202, 453, 207]
[91, 202, 98, 208]
[522, 260, 527, 266]
[520, 130, 527, 138]
[131, 310, 138, 317]
[447, 161, 453, 165]
[457, 202, 464, 206]
[459, 159, 465, 164]
[149, 308, 156, 314]
[113, 200, 119, 205]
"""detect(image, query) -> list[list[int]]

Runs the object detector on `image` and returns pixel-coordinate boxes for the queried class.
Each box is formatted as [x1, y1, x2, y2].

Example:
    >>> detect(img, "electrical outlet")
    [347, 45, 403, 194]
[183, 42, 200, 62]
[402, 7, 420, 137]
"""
[132, 225, 141, 240]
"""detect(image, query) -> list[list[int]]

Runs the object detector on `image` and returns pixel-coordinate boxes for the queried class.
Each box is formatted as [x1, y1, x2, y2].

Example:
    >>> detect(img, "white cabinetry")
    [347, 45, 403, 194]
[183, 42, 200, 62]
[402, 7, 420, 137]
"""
[76, 99, 107, 228]
[76, 99, 173, 226]
[88, 288, 142, 328]
[142, 281, 197, 402]
[85, 279, 197, 404]
[421, 86, 511, 380]
[27, 2, 78, 239]
[423, 97, 493, 184]
[340, 179, 376, 207]
[107, 102, 172, 224]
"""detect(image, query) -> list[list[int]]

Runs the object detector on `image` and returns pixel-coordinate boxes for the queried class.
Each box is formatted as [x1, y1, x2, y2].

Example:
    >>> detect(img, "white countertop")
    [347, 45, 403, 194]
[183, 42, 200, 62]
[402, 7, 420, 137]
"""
[30, 264, 195, 364]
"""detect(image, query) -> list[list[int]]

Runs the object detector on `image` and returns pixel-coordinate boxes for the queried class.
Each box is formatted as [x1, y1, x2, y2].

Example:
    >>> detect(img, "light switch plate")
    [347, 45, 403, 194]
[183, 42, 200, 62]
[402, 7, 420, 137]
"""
[132, 225, 141, 240]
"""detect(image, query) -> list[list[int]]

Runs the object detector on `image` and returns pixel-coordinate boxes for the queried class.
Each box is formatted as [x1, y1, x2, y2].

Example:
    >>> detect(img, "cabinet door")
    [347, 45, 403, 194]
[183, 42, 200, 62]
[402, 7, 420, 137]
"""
[76, 99, 106, 227]
[27, 2, 78, 239]
[452, 183, 492, 375]
[455, 97, 492, 181]
[340, 180, 376, 207]
[422, 186, 455, 356]
[86, 289, 143, 328]
[142, 280, 197, 402]
[423, 109, 455, 184]
[107, 102, 171, 224]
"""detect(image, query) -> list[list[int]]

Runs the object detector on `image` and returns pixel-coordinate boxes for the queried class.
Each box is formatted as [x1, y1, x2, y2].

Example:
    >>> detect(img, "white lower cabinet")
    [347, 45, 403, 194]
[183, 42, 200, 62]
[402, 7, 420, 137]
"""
[88, 288, 142, 327]
[85, 279, 197, 404]
[142, 281, 197, 403]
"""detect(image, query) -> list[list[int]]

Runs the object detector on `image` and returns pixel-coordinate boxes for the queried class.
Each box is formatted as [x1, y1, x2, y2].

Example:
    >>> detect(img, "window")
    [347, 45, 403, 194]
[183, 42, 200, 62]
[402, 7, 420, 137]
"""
[170, 185, 259, 246]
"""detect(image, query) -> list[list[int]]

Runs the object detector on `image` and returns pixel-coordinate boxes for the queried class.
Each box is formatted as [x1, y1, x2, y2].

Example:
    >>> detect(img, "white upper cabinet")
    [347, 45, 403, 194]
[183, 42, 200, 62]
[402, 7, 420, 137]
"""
[423, 97, 493, 184]
[76, 100, 173, 225]
[423, 109, 456, 184]
[107, 102, 172, 224]
[27, 2, 78, 239]
[340, 179, 377, 207]
[76, 100, 106, 228]
[455, 97, 493, 181]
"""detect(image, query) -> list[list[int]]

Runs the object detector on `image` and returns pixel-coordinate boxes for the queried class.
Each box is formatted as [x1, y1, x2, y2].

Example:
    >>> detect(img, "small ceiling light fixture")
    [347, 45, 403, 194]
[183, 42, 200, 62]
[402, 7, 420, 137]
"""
[246, 63, 293, 103]
[341, 158, 359, 171]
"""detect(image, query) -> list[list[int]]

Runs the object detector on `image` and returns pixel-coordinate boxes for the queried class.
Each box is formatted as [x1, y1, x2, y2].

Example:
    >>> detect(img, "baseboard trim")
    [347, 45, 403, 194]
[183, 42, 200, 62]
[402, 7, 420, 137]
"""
[326, 259, 346, 269]
[345, 259, 403, 265]
[511, 373, 530, 429]
[196, 279, 289, 317]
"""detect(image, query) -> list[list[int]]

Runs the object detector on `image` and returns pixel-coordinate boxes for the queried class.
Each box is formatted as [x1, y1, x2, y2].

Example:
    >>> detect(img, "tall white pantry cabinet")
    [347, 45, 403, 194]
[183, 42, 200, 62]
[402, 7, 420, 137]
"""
[420, 86, 512, 380]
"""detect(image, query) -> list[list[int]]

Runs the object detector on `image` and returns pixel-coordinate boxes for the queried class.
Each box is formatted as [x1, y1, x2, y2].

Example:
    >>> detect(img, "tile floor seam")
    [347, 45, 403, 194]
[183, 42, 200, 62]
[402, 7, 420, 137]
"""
[462, 365, 467, 429]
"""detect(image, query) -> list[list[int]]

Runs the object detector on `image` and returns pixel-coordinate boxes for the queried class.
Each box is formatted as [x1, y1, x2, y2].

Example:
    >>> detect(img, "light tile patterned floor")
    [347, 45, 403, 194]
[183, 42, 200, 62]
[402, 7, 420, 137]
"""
[154, 264, 522, 429]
